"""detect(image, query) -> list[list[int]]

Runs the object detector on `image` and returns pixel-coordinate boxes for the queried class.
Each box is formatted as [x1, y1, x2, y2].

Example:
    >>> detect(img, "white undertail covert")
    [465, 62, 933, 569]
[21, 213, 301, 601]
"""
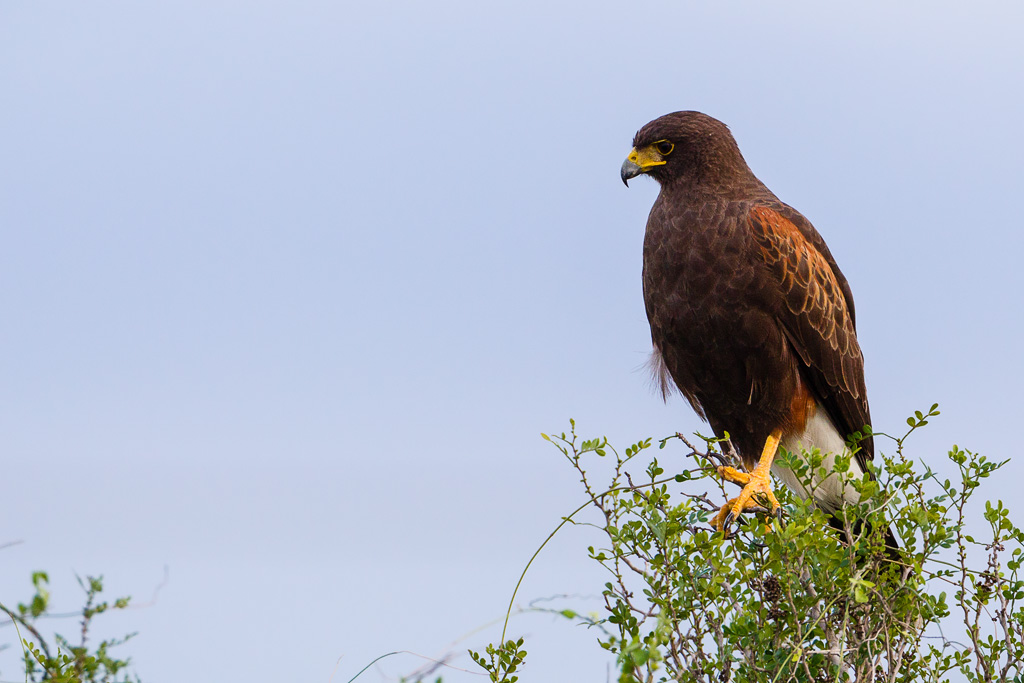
[771, 410, 864, 511]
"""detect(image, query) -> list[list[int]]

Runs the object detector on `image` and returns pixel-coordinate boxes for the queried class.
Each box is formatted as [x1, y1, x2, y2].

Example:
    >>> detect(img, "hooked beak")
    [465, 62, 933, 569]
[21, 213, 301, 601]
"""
[621, 157, 642, 186]
[620, 145, 667, 186]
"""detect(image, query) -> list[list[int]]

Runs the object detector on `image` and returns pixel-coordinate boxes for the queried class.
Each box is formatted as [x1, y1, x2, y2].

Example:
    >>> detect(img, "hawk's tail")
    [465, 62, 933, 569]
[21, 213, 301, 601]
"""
[827, 515, 903, 569]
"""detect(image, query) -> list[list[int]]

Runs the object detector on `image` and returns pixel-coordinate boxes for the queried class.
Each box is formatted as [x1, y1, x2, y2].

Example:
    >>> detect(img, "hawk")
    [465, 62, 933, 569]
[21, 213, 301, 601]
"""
[621, 111, 883, 538]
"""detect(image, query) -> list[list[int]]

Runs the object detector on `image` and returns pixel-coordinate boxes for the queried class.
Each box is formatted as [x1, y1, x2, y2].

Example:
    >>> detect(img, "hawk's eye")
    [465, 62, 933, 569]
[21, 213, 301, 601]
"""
[655, 140, 674, 156]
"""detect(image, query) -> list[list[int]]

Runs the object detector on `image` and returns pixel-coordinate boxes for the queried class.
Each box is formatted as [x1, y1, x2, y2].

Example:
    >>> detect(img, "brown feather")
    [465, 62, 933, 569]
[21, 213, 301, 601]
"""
[634, 111, 873, 474]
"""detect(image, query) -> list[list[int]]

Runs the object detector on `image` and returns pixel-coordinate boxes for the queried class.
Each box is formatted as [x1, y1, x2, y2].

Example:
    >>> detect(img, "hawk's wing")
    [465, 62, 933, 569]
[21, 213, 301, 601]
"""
[748, 204, 874, 468]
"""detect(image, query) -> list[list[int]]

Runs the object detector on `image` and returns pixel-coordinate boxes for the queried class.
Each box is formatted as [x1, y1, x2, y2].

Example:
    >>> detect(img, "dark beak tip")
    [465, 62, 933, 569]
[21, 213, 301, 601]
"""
[620, 158, 642, 187]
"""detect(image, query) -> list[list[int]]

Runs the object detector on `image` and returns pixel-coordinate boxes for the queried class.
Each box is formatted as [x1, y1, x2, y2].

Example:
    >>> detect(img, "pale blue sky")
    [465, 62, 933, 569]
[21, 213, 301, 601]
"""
[2, 2, 1022, 681]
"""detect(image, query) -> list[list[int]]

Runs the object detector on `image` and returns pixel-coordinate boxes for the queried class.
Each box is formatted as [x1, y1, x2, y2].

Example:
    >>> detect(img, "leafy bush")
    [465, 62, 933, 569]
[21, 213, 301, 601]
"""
[473, 406, 1024, 682]
[1, 571, 139, 683]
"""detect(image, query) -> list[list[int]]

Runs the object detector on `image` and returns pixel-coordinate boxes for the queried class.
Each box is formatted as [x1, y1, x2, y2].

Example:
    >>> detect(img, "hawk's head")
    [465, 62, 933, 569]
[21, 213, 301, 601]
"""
[621, 111, 751, 188]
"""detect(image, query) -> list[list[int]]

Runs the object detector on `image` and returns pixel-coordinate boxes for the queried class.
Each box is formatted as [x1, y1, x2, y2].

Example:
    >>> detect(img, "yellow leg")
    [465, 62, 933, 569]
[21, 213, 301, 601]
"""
[712, 429, 783, 535]
[717, 466, 751, 487]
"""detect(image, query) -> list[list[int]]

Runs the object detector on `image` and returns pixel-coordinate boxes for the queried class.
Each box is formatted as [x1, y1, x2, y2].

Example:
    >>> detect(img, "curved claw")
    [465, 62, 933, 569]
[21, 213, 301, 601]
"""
[713, 471, 781, 537]
[723, 510, 736, 534]
[718, 505, 775, 537]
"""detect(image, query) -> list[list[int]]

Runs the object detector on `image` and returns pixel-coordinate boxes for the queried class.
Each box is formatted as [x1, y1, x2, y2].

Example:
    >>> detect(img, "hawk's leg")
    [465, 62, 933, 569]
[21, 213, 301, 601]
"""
[712, 429, 783, 535]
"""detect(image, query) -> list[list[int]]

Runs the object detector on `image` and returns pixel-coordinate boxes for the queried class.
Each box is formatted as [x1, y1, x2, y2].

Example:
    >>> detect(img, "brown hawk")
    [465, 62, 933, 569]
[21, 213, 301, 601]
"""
[621, 111, 886, 540]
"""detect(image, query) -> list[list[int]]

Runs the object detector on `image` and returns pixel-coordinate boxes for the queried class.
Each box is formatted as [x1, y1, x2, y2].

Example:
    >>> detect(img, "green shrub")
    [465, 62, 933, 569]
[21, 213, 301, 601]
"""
[2, 572, 139, 683]
[473, 406, 1023, 683]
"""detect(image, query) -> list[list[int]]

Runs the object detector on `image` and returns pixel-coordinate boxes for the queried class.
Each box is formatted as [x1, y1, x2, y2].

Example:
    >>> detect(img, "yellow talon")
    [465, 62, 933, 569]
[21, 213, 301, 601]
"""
[716, 465, 751, 487]
[713, 429, 784, 535]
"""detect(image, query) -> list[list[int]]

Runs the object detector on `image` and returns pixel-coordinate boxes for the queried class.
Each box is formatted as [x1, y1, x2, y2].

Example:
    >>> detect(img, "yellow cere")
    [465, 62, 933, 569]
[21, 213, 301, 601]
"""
[628, 144, 668, 170]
